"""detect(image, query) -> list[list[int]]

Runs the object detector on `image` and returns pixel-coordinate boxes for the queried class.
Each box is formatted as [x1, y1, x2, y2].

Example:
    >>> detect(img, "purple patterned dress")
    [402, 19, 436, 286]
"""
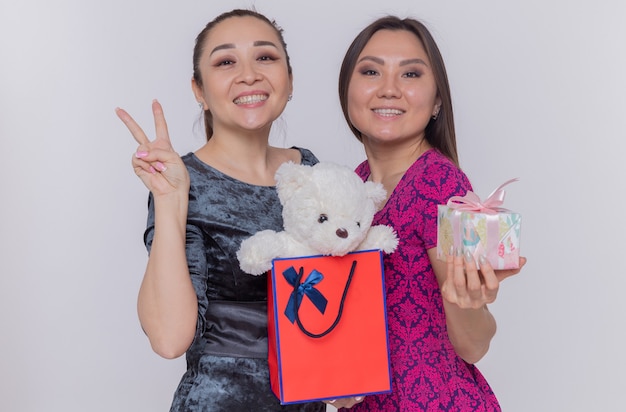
[348, 149, 500, 412]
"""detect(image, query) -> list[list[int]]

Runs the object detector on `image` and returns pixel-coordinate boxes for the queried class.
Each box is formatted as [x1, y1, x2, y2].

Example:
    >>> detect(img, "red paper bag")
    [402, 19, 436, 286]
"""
[268, 250, 391, 404]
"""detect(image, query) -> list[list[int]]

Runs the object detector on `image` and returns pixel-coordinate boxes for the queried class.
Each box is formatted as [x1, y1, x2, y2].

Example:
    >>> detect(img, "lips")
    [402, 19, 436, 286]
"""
[233, 94, 269, 105]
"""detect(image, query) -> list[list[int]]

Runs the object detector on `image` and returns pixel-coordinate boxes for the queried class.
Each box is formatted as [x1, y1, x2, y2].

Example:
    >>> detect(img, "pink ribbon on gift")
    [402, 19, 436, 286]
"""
[446, 178, 518, 267]
[447, 178, 518, 214]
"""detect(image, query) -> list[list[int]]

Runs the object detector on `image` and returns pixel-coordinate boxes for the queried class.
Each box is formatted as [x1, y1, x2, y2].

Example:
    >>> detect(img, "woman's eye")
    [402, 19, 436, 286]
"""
[404, 71, 422, 78]
[258, 55, 276, 62]
[361, 69, 378, 76]
[216, 59, 234, 67]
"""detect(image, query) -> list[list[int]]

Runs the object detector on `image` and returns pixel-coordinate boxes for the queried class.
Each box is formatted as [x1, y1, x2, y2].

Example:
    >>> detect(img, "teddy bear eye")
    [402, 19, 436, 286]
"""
[318, 214, 328, 223]
[357, 222, 361, 228]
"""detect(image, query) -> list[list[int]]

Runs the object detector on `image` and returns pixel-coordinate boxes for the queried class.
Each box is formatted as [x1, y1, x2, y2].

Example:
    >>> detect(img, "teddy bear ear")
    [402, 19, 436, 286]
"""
[275, 161, 312, 203]
[364, 181, 388, 207]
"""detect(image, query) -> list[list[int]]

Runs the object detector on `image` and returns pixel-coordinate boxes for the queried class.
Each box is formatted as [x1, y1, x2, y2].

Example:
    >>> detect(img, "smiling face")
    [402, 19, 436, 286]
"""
[192, 15, 293, 136]
[346, 29, 441, 146]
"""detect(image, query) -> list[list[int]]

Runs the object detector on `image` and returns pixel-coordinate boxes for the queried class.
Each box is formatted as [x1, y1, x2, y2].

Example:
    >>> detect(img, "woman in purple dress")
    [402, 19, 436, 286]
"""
[330, 16, 526, 411]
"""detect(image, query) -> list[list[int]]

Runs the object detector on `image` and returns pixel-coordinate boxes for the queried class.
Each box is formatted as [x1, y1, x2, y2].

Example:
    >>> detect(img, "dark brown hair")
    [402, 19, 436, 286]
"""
[338, 16, 459, 166]
[192, 9, 292, 140]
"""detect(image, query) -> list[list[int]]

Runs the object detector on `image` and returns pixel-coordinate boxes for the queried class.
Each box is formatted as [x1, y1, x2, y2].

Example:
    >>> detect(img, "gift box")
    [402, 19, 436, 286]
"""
[437, 179, 521, 269]
[268, 250, 392, 404]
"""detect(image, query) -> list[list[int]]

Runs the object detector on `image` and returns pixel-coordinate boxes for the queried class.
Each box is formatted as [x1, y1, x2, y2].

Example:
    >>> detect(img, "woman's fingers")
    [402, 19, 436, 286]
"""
[151, 99, 173, 147]
[132, 151, 168, 176]
[115, 107, 150, 146]
[116, 99, 173, 149]
[451, 249, 466, 291]
[463, 250, 482, 293]
[324, 396, 364, 408]
[444, 251, 526, 308]
[457, 251, 487, 308]
[446, 250, 497, 308]
[478, 258, 499, 291]
[118, 100, 189, 196]
[476, 258, 499, 304]
[118, 100, 178, 178]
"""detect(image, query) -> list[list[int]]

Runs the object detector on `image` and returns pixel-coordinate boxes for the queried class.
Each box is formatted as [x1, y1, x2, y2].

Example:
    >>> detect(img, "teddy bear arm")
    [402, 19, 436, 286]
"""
[237, 230, 286, 275]
[358, 225, 399, 254]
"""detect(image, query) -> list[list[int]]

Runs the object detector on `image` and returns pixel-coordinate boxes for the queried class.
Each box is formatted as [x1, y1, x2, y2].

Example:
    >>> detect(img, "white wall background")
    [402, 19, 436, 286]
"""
[1, 0, 625, 411]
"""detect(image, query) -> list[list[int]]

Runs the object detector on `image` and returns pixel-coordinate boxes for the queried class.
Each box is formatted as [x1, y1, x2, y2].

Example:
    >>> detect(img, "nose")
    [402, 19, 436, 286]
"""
[377, 75, 401, 99]
[237, 60, 262, 85]
[336, 228, 348, 239]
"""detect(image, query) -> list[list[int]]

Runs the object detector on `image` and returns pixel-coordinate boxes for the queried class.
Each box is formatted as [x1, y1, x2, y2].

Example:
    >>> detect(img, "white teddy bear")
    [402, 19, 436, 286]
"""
[236, 161, 399, 275]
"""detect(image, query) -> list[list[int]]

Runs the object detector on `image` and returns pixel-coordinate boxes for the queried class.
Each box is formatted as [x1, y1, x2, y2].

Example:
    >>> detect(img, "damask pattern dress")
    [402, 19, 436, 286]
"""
[144, 148, 325, 412]
[349, 149, 501, 412]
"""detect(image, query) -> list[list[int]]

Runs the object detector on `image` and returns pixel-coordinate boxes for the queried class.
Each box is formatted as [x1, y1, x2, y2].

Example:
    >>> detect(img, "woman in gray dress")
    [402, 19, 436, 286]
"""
[116, 9, 327, 412]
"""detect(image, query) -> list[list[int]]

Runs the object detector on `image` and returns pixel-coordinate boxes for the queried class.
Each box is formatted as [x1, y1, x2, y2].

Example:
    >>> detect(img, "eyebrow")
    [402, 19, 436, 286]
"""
[357, 56, 429, 67]
[210, 40, 279, 56]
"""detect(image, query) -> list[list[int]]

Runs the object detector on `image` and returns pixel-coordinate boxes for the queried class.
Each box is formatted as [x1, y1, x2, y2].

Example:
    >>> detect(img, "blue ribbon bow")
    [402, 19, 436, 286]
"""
[283, 266, 328, 324]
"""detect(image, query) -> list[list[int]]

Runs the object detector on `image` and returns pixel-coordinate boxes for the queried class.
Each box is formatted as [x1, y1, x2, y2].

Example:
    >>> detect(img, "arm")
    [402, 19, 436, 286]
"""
[237, 230, 283, 275]
[416, 160, 517, 363]
[139, 195, 197, 359]
[358, 224, 398, 254]
[117, 101, 197, 359]
[428, 247, 526, 364]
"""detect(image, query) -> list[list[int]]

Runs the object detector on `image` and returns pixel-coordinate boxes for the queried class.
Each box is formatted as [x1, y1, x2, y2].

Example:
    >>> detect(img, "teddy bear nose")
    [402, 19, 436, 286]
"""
[336, 228, 348, 239]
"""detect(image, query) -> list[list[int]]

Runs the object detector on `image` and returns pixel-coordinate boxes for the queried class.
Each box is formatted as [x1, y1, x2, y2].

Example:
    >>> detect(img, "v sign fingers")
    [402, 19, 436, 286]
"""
[118, 100, 189, 197]
[151, 99, 174, 151]
[116, 100, 173, 151]
[115, 106, 151, 146]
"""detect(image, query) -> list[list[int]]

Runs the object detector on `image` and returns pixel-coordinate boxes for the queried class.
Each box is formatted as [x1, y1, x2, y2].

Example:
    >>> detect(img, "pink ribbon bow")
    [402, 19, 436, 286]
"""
[447, 178, 519, 214]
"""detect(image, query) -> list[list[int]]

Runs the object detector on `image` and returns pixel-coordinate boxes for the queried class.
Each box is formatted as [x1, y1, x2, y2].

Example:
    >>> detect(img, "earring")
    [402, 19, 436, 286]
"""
[432, 107, 440, 120]
[287, 94, 293, 102]
[198, 102, 203, 110]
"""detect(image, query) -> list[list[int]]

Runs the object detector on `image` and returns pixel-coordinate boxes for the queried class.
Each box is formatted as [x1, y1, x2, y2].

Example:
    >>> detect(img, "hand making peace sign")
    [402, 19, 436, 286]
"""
[116, 100, 190, 197]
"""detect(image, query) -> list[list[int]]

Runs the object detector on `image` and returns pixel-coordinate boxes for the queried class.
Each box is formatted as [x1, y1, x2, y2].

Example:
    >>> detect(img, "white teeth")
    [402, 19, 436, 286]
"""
[373, 108, 404, 116]
[234, 94, 268, 104]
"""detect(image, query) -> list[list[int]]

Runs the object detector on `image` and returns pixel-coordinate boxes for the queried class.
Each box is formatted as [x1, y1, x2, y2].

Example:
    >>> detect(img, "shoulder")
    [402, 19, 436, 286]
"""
[181, 152, 224, 192]
[354, 160, 370, 180]
[291, 146, 319, 166]
[181, 152, 195, 163]
[411, 150, 472, 201]
[180, 152, 215, 185]
[181, 152, 201, 171]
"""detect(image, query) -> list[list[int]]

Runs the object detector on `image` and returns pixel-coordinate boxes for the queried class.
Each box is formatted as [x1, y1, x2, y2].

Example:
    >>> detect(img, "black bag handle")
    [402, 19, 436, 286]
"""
[292, 260, 357, 339]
